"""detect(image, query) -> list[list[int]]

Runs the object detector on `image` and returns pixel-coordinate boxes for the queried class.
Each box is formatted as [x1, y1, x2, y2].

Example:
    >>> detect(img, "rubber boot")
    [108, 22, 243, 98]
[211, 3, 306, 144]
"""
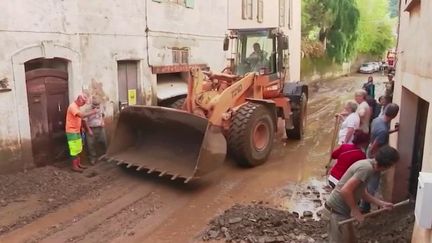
[77, 157, 88, 169]
[71, 158, 84, 173]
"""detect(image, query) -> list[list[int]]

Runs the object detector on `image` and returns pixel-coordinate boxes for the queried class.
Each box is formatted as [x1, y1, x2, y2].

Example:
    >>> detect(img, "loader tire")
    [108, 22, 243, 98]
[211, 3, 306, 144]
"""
[169, 97, 186, 110]
[286, 92, 307, 140]
[228, 102, 275, 167]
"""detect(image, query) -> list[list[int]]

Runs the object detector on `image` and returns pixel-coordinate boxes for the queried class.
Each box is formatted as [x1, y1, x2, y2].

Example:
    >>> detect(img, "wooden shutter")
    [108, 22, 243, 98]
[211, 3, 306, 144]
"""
[185, 0, 194, 8]
[257, 0, 263, 23]
[279, 0, 286, 27]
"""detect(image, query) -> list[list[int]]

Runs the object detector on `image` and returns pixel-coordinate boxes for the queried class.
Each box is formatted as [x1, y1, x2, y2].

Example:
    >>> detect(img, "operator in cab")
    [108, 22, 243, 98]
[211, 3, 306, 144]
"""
[246, 43, 268, 72]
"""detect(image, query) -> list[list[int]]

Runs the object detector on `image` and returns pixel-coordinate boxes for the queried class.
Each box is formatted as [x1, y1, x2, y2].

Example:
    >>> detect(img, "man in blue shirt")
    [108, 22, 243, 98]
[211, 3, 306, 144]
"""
[368, 103, 399, 158]
[361, 103, 399, 213]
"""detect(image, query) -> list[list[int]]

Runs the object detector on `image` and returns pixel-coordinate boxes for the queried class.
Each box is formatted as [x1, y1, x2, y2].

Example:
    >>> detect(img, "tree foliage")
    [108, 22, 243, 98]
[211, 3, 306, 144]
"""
[301, 0, 359, 63]
[302, 0, 396, 62]
[325, 0, 360, 63]
[356, 0, 395, 57]
[388, 0, 399, 18]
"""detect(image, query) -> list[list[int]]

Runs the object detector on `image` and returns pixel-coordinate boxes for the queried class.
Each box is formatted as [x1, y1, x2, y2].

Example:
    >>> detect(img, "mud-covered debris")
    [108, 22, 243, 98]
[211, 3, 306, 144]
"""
[202, 204, 325, 243]
[0, 165, 114, 235]
[303, 211, 313, 218]
[228, 217, 242, 224]
[208, 230, 219, 238]
[0, 199, 7, 207]
[202, 203, 415, 243]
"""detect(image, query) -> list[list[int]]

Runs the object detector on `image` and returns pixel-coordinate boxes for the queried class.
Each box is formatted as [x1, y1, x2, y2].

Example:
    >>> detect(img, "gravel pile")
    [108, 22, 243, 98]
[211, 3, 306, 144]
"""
[203, 202, 415, 243]
[202, 203, 327, 243]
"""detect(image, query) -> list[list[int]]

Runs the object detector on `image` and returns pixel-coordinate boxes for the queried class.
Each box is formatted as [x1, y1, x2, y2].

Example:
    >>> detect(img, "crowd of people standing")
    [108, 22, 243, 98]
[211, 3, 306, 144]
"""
[325, 74, 401, 242]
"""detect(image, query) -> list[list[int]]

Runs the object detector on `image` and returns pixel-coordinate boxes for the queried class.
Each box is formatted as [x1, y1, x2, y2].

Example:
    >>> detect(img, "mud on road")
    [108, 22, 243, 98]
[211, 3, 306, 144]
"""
[0, 74, 413, 243]
[202, 200, 414, 243]
[0, 165, 114, 235]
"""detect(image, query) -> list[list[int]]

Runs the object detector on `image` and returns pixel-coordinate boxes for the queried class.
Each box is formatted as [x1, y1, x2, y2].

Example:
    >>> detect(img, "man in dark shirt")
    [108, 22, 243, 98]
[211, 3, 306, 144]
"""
[362, 76, 375, 99]
[385, 74, 395, 102]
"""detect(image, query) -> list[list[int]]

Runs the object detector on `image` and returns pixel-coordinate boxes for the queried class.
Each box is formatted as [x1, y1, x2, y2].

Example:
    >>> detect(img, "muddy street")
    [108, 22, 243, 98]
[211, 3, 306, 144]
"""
[1, 74, 398, 243]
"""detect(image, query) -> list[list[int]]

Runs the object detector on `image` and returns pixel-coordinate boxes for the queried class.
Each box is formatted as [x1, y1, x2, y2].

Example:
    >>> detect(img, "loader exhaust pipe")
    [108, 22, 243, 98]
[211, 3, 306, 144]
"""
[104, 106, 227, 182]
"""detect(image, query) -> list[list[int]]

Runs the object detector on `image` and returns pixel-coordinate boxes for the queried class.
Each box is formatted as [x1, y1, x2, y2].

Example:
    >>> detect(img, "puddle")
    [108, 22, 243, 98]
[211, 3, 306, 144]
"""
[276, 178, 331, 220]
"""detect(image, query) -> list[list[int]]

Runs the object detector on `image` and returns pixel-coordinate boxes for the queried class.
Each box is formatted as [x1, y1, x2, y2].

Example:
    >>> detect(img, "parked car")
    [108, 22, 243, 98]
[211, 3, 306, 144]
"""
[371, 62, 381, 72]
[380, 61, 388, 71]
[359, 63, 375, 74]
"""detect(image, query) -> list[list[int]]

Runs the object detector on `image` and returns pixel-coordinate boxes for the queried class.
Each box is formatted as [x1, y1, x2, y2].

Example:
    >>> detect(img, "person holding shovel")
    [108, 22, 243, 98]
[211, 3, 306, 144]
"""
[328, 130, 369, 188]
[325, 145, 399, 242]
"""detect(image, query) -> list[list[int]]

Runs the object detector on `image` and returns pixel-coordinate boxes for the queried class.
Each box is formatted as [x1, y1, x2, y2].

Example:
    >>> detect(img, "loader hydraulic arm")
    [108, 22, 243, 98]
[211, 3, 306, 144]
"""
[206, 72, 255, 127]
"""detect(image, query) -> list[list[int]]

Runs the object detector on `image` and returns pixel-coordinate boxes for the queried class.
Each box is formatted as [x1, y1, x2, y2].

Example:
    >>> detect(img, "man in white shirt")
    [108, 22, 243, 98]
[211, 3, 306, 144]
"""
[337, 101, 360, 145]
[355, 89, 371, 134]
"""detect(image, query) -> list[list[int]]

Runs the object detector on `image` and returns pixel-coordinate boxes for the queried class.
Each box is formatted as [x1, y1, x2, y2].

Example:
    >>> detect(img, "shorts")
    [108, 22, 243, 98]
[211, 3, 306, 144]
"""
[66, 133, 83, 157]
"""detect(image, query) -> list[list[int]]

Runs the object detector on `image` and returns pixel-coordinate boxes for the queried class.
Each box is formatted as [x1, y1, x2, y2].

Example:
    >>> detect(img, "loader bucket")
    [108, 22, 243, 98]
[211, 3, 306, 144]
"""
[104, 106, 227, 183]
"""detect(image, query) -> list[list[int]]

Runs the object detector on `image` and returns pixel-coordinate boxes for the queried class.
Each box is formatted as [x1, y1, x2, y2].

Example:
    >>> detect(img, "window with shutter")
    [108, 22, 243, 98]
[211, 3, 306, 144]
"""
[242, 0, 253, 20]
[404, 0, 420, 11]
[288, 0, 293, 29]
[247, 0, 253, 19]
[185, 0, 194, 9]
[279, 0, 285, 27]
[242, 0, 247, 19]
[172, 48, 189, 64]
[257, 0, 263, 23]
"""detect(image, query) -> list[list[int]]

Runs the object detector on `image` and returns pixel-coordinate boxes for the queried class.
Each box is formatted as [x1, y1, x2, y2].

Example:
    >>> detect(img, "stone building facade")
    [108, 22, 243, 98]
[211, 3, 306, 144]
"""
[0, 0, 301, 173]
[0, 0, 228, 172]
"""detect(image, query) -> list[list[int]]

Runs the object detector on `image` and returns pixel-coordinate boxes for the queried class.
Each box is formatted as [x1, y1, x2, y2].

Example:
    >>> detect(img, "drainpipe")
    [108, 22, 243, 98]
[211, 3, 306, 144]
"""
[395, 0, 402, 67]
[145, 0, 151, 68]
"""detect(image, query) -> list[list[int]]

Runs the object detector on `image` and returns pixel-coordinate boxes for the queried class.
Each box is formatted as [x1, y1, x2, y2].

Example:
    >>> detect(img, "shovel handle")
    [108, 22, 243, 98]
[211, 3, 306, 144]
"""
[325, 116, 341, 174]
[338, 199, 410, 226]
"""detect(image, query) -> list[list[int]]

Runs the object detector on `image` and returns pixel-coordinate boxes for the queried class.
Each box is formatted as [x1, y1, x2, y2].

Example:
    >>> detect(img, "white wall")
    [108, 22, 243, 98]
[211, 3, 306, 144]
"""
[392, 1, 432, 242]
[147, 1, 227, 69]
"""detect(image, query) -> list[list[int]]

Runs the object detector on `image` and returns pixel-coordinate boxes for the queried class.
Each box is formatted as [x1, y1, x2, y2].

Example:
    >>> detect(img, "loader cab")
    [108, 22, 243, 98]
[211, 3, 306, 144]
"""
[226, 29, 289, 78]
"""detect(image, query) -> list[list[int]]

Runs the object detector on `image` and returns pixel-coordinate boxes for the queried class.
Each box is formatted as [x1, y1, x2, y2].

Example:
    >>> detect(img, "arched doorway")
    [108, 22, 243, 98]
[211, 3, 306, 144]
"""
[25, 59, 69, 165]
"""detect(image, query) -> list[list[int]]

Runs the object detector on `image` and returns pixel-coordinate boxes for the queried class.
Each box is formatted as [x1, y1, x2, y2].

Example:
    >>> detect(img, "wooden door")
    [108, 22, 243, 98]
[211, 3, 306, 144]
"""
[26, 69, 69, 165]
[117, 61, 140, 110]
[409, 98, 429, 195]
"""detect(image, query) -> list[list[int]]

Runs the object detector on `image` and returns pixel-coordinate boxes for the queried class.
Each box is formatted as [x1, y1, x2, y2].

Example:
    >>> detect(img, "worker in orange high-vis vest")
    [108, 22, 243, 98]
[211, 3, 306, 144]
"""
[65, 94, 97, 172]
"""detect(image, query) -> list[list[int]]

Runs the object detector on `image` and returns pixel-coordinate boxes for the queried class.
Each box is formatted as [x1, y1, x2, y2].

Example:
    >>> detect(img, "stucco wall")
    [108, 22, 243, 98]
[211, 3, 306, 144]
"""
[0, 0, 228, 172]
[392, 1, 432, 242]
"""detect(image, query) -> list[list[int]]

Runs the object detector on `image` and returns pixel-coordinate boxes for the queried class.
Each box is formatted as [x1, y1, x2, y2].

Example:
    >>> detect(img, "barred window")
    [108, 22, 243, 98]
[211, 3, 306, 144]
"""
[172, 48, 189, 64]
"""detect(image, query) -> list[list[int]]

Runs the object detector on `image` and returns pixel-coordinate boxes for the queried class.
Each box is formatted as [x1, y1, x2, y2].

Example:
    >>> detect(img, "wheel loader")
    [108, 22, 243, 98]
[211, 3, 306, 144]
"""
[102, 28, 308, 183]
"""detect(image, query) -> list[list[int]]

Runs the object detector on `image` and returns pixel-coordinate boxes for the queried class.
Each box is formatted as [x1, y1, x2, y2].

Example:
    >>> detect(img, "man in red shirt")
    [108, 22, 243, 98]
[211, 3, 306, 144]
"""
[65, 94, 97, 172]
[328, 130, 369, 188]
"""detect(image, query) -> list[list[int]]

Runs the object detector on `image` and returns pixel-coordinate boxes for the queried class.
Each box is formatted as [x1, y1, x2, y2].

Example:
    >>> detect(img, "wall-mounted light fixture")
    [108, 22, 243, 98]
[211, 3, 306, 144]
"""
[0, 77, 11, 92]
